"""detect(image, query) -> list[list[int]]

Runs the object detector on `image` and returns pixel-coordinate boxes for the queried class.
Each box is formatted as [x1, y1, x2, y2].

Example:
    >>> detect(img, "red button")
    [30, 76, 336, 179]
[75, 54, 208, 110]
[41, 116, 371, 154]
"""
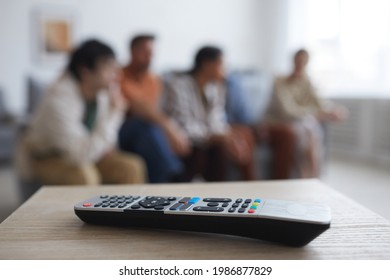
[248, 209, 255, 213]
[83, 203, 92, 207]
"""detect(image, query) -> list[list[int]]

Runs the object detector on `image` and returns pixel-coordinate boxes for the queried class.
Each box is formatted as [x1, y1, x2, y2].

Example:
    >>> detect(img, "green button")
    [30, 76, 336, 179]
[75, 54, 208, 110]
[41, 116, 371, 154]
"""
[250, 205, 257, 209]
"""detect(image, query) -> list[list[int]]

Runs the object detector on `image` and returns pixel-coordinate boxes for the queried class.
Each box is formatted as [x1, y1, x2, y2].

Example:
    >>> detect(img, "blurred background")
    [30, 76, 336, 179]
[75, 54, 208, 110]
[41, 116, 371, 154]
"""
[0, 0, 389, 222]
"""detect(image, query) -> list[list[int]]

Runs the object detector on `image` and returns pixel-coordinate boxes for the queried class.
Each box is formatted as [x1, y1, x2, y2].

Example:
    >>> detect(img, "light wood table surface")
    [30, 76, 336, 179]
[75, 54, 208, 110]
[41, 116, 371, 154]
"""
[0, 179, 389, 259]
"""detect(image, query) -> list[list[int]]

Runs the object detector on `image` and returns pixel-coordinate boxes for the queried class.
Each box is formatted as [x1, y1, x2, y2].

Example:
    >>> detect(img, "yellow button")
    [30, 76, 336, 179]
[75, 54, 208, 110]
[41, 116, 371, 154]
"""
[252, 202, 259, 206]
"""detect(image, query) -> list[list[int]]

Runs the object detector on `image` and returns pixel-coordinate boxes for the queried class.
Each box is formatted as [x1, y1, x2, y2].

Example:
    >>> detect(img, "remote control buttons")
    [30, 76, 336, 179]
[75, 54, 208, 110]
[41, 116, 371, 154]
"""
[179, 203, 193, 211]
[83, 203, 92, 207]
[207, 202, 219, 207]
[127, 196, 176, 211]
[179, 197, 191, 203]
[203, 198, 232, 203]
[228, 208, 236, 213]
[238, 208, 245, 213]
[169, 197, 201, 211]
[248, 209, 255, 214]
[254, 199, 261, 203]
[139, 197, 170, 208]
[245, 199, 252, 204]
[235, 198, 243, 203]
[188, 197, 200, 204]
[193, 206, 224, 212]
[169, 203, 182, 210]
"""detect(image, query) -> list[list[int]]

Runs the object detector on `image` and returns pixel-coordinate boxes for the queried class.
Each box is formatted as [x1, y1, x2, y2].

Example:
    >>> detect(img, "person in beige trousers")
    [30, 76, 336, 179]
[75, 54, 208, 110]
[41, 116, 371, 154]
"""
[18, 40, 146, 186]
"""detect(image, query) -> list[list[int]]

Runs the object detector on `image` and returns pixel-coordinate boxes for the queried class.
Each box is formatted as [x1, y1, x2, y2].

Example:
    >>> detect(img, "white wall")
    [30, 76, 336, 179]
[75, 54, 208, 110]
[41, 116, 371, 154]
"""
[0, 0, 266, 115]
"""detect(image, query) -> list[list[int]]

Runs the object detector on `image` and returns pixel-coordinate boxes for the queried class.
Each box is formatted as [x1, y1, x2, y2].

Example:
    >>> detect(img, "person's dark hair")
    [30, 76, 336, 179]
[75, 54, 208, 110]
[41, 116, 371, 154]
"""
[191, 46, 223, 74]
[294, 48, 309, 58]
[129, 34, 155, 50]
[67, 39, 115, 80]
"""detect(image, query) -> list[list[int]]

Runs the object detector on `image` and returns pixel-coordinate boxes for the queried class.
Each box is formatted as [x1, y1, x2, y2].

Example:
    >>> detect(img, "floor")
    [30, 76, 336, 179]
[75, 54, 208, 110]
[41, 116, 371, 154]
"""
[0, 157, 389, 223]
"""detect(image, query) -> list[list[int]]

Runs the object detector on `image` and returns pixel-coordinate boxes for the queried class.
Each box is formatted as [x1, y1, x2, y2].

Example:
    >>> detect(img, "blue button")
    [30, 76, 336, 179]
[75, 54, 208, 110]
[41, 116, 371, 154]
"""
[254, 199, 261, 203]
[188, 197, 200, 204]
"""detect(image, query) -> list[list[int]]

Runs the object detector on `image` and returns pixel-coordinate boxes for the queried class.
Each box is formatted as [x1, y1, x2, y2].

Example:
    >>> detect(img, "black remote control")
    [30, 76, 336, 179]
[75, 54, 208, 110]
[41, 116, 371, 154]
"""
[74, 195, 331, 246]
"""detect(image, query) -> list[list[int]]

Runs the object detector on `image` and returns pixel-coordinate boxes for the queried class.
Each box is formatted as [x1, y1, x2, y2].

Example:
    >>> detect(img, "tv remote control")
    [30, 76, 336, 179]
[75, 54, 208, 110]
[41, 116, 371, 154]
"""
[74, 195, 331, 246]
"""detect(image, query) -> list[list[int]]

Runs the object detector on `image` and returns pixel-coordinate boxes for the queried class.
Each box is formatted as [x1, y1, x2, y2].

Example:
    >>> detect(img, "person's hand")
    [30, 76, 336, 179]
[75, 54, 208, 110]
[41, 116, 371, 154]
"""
[159, 118, 191, 156]
[317, 106, 348, 122]
[129, 98, 163, 123]
[227, 136, 251, 165]
[333, 106, 349, 121]
[168, 131, 191, 156]
[108, 82, 127, 112]
[209, 133, 250, 165]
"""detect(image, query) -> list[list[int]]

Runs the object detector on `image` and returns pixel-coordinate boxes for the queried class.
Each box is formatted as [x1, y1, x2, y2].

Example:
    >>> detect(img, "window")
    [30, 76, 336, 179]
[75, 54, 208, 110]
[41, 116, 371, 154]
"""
[290, 0, 390, 97]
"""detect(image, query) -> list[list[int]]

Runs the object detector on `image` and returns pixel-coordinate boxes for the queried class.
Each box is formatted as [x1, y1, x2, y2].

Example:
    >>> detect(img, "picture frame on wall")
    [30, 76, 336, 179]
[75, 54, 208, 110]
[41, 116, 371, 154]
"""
[31, 6, 79, 66]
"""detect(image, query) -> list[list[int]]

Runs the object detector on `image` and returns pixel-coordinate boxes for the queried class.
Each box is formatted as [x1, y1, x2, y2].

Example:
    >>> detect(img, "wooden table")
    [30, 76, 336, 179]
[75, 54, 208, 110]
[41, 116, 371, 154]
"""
[0, 179, 389, 259]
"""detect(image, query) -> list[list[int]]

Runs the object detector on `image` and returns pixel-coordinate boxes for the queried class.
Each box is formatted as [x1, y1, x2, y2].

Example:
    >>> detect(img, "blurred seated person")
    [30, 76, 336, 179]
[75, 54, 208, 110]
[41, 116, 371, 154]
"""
[225, 73, 295, 180]
[119, 34, 188, 183]
[21, 39, 146, 185]
[264, 49, 347, 178]
[162, 46, 254, 181]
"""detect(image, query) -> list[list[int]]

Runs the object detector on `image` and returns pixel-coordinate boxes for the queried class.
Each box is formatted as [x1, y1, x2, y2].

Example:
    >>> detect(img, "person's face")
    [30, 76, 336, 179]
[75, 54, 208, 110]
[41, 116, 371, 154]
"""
[131, 40, 154, 70]
[294, 53, 309, 72]
[83, 57, 119, 92]
[204, 55, 225, 82]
